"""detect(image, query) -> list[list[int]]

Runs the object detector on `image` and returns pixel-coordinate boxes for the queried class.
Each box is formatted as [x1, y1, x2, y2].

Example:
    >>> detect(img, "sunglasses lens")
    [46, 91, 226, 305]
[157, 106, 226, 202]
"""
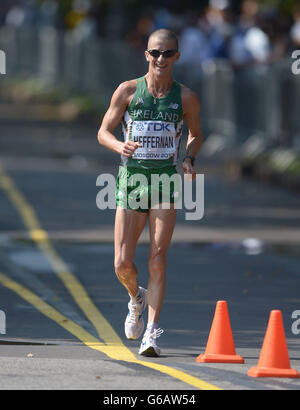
[148, 49, 177, 58]
[163, 50, 177, 58]
[149, 50, 160, 58]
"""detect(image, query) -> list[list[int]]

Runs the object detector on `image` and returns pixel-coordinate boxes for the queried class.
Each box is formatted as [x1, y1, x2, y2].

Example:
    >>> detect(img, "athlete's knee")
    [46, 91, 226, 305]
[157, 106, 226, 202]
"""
[114, 258, 135, 278]
[148, 247, 167, 276]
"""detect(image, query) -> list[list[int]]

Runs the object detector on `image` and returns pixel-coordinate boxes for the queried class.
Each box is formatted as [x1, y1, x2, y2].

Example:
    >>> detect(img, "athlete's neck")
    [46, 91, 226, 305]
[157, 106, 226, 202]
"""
[145, 72, 173, 96]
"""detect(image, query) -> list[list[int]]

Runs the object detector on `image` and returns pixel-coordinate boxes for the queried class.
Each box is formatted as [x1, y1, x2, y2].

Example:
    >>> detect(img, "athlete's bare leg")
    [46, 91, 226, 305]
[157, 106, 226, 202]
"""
[147, 203, 176, 325]
[114, 207, 148, 297]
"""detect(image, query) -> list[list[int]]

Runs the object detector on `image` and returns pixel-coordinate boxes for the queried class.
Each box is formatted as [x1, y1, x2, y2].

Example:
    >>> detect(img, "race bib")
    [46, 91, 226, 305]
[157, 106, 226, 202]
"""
[131, 121, 176, 160]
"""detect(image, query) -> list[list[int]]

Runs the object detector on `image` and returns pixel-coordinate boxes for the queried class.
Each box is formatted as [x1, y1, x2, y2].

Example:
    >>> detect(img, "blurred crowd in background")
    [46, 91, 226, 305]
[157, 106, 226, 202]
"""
[0, 0, 300, 174]
[0, 0, 300, 68]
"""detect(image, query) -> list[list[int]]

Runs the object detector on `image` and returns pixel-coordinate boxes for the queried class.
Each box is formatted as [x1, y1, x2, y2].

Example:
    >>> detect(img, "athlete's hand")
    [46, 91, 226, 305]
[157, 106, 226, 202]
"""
[120, 141, 141, 157]
[182, 158, 196, 181]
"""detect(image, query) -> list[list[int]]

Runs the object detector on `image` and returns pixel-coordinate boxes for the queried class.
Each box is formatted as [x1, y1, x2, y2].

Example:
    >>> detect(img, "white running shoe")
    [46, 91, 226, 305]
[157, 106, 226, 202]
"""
[138, 327, 164, 357]
[125, 287, 147, 340]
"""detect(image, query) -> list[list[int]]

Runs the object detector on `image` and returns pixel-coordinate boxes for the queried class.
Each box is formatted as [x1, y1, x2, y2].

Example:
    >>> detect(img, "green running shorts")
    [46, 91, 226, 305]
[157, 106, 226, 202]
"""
[115, 165, 181, 213]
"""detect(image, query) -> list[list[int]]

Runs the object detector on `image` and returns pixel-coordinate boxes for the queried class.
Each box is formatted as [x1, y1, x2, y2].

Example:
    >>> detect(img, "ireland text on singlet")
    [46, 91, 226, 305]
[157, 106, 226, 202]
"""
[121, 76, 184, 169]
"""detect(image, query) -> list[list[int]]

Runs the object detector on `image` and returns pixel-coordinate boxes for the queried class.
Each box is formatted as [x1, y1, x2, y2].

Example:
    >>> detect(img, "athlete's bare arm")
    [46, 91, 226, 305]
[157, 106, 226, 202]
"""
[98, 80, 141, 157]
[181, 85, 203, 178]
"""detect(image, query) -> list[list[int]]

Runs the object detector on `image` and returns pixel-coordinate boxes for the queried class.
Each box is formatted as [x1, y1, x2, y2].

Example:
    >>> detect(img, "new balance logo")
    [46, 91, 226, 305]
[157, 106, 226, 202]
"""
[169, 103, 179, 109]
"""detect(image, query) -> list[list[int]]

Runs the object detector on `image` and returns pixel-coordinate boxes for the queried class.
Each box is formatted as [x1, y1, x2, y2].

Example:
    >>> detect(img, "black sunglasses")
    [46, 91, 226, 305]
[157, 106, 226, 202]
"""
[147, 49, 178, 58]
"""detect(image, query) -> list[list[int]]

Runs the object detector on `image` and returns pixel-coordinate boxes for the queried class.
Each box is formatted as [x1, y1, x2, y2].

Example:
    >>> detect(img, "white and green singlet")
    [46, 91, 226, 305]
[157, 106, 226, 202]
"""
[121, 75, 184, 169]
[116, 76, 184, 212]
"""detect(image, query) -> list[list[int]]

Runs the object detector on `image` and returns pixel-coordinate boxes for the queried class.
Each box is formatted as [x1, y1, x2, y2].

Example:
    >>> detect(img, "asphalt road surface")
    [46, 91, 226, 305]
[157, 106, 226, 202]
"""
[0, 122, 300, 391]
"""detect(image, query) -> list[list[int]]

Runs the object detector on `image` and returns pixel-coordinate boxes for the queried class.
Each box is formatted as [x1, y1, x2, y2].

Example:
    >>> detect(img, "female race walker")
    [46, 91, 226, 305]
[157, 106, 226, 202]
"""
[98, 28, 203, 357]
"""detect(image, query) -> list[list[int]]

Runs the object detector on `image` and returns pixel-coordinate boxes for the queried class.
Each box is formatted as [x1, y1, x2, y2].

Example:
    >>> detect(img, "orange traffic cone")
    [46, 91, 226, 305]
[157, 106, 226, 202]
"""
[196, 301, 244, 363]
[248, 310, 299, 378]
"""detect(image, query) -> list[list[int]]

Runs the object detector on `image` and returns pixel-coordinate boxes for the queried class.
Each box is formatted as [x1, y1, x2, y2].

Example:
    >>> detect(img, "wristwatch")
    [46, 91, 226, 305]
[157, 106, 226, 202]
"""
[182, 155, 195, 167]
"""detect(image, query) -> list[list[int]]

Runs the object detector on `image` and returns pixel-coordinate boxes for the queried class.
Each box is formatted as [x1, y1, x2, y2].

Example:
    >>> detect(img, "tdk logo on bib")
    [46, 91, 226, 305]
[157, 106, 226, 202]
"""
[132, 121, 175, 136]
[135, 122, 172, 133]
[131, 120, 176, 160]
